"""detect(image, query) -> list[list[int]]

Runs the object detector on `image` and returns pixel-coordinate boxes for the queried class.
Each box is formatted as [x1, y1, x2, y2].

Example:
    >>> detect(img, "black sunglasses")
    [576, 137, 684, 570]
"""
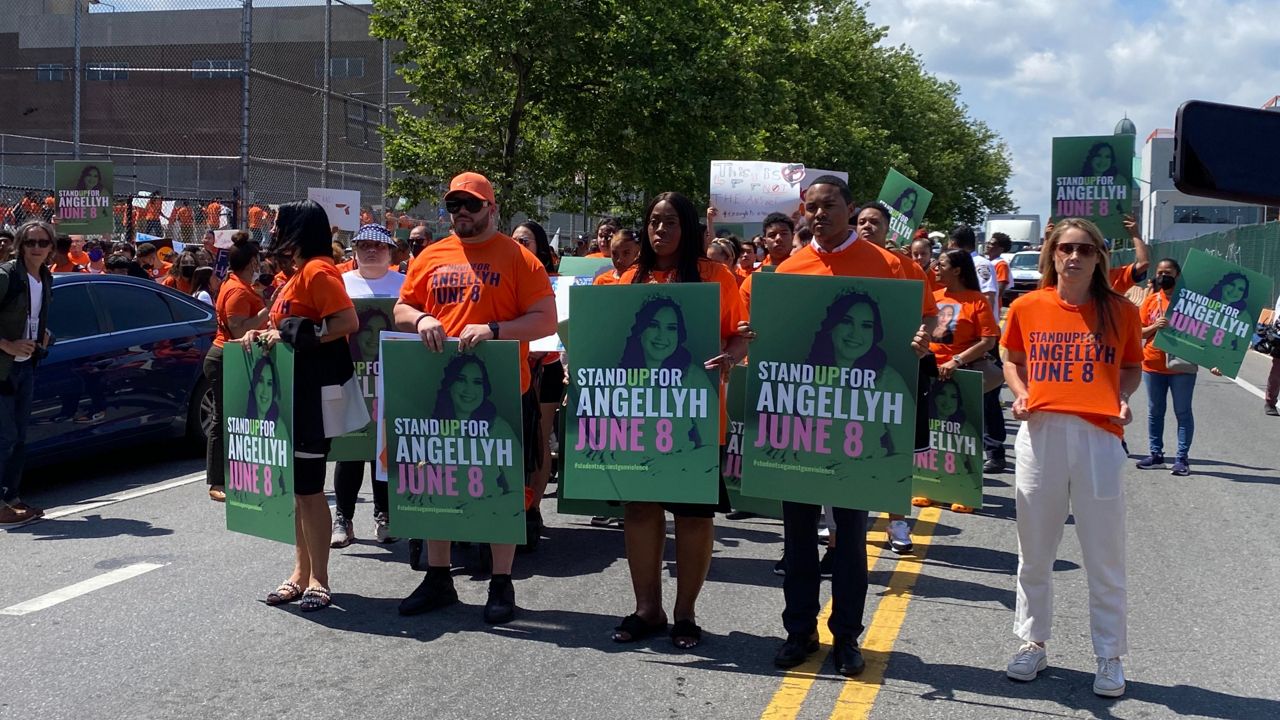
[23, 239, 52, 249]
[445, 197, 487, 214]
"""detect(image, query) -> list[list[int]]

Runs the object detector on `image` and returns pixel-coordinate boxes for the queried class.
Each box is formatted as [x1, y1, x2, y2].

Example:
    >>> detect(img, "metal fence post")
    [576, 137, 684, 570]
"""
[321, 0, 331, 187]
[73, 0, 82, 160]
[240, 0, 253, 224]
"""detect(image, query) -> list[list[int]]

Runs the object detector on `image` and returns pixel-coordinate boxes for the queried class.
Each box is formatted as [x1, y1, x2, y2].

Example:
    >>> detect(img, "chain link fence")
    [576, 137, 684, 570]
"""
[0, 0, 407, 240]
[1113, 221, 1280, 309]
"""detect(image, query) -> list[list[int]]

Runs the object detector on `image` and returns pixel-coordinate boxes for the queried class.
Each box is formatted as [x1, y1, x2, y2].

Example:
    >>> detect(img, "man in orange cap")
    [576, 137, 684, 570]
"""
[392, 171, 557, 625]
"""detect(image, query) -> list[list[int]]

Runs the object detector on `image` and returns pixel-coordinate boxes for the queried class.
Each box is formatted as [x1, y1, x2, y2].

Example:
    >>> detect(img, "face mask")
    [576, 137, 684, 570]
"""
[1156, 274, 1176, 291]
[181, 265, 196, 278]
[88, 248, 104, 262]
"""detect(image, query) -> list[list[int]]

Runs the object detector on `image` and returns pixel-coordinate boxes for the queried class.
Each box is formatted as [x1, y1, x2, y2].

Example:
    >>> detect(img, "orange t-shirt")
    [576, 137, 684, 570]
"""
[142, 198, 162, 222]
[214, 272, 266, 348]
[248, 206, 266, 229]
[270, 256, 353, 327]
[205, 203, 222, 227]
[175, 206, 195, 226]
[618, 258, 746, 444]
[21, 198, 39, 216]
[592, 271, 622, 286]
[52, 258, 86, 273]
[734, 264, 754, 285]
[1110, 263, 1143, 294]
[584, 252, 605, 259]
[335, 259, 356, 274]
[400, 232, 555, 393]
[44, 196, 56, 211]
[1139, 290, 1173, 374]
[1000, 288, 1143, 438]
[742, 238, 939, 319]
[929, 288, 999, 364]
[162, 274, 193, 294]
[69, 250, 91, 266]
[994, 257, 1010, 286]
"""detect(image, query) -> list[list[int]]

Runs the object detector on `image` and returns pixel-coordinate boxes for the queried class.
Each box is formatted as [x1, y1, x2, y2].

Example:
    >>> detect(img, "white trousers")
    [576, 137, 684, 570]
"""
[1013, 411, 1127, 658]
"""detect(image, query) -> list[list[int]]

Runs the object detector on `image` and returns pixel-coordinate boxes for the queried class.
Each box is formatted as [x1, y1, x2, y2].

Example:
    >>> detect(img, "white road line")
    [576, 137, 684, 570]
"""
[1232, 374, 1265, 400]
[0, 562, 165, 616]
[37, 472, 207, 522]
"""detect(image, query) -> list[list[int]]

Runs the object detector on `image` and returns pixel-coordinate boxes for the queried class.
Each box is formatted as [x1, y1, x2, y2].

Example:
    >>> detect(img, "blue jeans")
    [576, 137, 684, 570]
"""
[1144, 370, 1196, 460]
[0, 361, 35, 502]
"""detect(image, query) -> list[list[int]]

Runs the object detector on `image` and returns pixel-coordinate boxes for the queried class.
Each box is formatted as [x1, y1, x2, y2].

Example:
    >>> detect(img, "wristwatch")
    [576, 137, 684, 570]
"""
[488, 321, 500, 339]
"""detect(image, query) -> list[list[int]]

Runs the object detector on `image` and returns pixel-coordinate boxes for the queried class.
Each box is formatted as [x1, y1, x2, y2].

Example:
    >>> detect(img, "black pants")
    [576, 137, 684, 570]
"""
[983, 351, 1007, 460]
[334, 460, 387, 520]
[203, 346, 224, 487]
[782, 501, 868, 640]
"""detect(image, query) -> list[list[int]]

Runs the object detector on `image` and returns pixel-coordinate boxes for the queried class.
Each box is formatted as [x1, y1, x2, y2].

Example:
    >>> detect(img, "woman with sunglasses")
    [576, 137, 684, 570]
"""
[608, 191, 748, 651]
[1000, 218, 1143, 698]
[242, 200, 359, 612]
[0, 220, 55, 526]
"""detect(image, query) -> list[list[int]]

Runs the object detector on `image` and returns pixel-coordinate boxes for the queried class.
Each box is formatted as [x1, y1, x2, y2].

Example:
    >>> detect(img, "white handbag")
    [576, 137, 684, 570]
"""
[321, 376, 371, 438]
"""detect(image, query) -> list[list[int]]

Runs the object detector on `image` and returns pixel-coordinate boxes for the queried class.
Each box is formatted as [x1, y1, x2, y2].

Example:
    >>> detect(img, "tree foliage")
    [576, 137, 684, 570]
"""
[371, 0, 1015, 228]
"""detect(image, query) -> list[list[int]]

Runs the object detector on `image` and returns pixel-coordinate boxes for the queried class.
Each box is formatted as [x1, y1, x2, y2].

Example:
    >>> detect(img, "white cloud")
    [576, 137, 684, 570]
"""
[864, 0, 1280, 225]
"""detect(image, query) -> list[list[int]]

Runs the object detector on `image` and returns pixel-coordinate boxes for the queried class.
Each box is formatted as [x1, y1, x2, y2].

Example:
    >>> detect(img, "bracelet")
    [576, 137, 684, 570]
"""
[414, 312, 433, 332]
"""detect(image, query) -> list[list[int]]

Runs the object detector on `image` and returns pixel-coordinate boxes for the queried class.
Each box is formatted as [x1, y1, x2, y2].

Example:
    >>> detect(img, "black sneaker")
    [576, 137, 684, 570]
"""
[983, 456, 1006, 474]
[774, 632, 819, 668]
[398, 569, 458, 616]
[483, 575, 516, 624]
[831, 635, 865, 677]
[819, 548, 834, 579]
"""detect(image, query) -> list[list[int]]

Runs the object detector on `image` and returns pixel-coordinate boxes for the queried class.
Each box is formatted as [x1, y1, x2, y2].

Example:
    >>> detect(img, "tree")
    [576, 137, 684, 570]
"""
[372, 0, 1014, 228]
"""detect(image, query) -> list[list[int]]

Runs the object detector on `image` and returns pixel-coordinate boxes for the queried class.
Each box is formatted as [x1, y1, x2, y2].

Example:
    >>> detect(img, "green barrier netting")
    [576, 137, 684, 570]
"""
[1112, 221, 1280, 309]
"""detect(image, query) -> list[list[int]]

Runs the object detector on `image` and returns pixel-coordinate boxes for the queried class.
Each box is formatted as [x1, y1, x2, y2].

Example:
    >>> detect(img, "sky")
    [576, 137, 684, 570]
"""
[861, 0, 1280, 224]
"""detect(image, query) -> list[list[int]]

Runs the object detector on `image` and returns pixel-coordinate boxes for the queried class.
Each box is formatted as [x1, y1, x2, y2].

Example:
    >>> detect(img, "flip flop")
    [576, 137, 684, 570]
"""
[265, 580, 303, 606]
[612, 613, 668, 643]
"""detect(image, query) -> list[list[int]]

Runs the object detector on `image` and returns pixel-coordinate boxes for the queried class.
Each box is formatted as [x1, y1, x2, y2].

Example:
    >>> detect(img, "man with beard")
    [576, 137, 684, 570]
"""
[393, 171, 557, 625]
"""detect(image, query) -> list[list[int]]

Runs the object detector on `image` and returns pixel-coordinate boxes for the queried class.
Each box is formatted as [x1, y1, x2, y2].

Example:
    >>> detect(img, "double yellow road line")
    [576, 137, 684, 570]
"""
[762, 506, 943, 720]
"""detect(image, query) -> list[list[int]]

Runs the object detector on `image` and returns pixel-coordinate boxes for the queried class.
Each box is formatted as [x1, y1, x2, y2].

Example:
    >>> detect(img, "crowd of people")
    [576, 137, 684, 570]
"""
[3, 169, 1276, 702]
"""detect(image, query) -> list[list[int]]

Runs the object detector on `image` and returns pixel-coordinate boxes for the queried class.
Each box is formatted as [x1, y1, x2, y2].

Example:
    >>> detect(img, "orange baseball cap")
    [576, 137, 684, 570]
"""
[446, 172, 495, 203]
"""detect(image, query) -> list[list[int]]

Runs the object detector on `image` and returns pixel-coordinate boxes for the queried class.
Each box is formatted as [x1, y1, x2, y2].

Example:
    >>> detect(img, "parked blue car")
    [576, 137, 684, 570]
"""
[28, 273, 216, 464]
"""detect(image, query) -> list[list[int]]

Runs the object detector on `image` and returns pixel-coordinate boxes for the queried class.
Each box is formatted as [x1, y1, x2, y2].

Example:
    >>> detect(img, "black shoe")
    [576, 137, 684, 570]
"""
[398, 569, 458, 616]
[773, 557, 786, 576]
[774, 632, 820, 668]
[483, 575, 516, 624]
[831, 635, 865, 677]
[983, 457, 1006, 474]
[819, 549, 834, 580]
[408, 539, 425, 571]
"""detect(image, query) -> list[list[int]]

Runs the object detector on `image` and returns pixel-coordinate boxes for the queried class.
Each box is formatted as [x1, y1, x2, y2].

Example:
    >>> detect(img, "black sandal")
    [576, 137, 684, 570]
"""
[299, 587, 332, 612]
[265, 580, 303, 606]
[611, 613, 668, 643]
[670, 619, 703, 650]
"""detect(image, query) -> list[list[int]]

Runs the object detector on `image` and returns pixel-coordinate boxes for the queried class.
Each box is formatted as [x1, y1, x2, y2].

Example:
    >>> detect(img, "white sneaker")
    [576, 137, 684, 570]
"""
[1006, 642, 1047, 681]
[818, 526, 831, 543]
[887, 520, 913, 554]
[374, 512, 395, 544]
[329, 515, 353, 548]
[1093, 657, 1125, 697]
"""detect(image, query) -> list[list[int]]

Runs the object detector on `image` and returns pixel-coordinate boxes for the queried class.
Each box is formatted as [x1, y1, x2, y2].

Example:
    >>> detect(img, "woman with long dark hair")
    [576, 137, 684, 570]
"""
[1001, 217, 1143, 697]
[242, 199, 358, 612]
[609, 191, 748, 651]
[206, 232, 270, 502]
[190, 267, 216, 305]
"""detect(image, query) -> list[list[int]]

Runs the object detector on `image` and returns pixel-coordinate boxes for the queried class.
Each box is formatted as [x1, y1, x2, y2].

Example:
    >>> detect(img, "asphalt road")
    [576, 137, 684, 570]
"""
[2, 351, 1278, 720]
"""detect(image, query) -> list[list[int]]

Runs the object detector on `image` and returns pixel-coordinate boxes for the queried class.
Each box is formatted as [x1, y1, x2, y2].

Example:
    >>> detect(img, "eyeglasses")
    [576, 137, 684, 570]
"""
[354, 241, 386, 252]
[445, 197, 487, 214]
[22, 239, 52, 249]
[1055, 242, 1097, 258]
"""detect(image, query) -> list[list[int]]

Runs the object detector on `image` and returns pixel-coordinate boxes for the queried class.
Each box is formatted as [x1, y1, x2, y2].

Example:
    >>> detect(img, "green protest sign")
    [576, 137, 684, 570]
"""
[557, 257, 613, 279]
[563, 283, 722, 503]
[740, 273, 922, 514]
[382, 337, 526, 544]
[1050, 134, 1135, 239]
[223, 343, 296, 544]
[912, 370, 984, 509]
[876, 168, 934, 247]
[723, 365, 782, 518]
[550, 316, 622, 518]
[54, 160, 114, 234]
[329, 298, 397, 461]
[1153, 248, 1273, 378]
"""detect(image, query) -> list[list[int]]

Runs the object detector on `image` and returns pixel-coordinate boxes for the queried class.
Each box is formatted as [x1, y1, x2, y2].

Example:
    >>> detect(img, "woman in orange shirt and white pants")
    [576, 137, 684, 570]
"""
[1000, 218, 1143, 699]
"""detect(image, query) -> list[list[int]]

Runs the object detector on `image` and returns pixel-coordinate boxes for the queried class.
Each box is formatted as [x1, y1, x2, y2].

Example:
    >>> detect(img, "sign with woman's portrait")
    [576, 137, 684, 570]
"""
[1050, 134, 1136, 239]
[876, 168, 934, 247]
[912, 369, 984, 508]
[54, 161, 114, 234]
[741, 273, 923, 514]
[1153, 248, 1273, 378]
[223, 343, 296, 543]
[329, 298, 398, 461]
[381, 337, 526, 544]
[562, 283, 723, 503]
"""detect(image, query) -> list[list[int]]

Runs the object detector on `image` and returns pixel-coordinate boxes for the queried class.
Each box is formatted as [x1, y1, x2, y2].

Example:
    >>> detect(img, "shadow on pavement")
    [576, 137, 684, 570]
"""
[885, 652, 1280, 720]
[4, 513, 174, 540]
[24, 443, 204, 510]
[871, 569, 1016, 610]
